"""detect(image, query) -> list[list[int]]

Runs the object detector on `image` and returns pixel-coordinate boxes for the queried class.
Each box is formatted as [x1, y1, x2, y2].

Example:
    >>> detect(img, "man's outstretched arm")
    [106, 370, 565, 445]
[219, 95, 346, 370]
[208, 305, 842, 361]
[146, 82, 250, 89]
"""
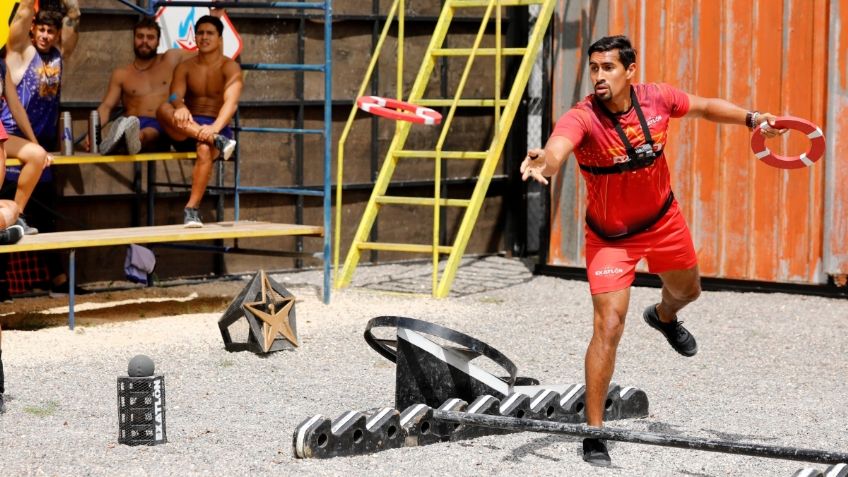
[685, 94, 786, 138]
[520, 135, 575, 185]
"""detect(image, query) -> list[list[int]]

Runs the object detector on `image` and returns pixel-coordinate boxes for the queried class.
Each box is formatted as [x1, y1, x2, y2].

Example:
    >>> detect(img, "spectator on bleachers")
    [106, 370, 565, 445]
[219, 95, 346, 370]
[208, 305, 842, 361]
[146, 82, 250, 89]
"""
[0, 57, 51, 231]
[156, 15, 241, 228]
[0, 0, 85, 297]
[0, 0, 74, 234]
[2, 0, 78, 152]
[91, 17, 198, 155]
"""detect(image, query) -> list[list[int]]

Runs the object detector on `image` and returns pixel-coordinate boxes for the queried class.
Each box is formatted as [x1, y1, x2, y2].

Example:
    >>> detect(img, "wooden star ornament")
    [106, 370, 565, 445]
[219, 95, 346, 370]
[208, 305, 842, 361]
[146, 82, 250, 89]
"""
[243, 296, 298, 352]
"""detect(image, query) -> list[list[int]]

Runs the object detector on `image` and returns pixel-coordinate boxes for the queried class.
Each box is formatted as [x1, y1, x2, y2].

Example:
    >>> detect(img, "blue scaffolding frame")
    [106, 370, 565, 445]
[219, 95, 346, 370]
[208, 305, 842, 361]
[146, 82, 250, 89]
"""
[112, 0, 333, 304]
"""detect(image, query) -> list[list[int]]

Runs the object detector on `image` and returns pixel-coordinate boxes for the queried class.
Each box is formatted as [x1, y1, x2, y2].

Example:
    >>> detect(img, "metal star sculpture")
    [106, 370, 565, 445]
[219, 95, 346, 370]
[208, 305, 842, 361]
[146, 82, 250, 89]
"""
[218, 270, 298, 354]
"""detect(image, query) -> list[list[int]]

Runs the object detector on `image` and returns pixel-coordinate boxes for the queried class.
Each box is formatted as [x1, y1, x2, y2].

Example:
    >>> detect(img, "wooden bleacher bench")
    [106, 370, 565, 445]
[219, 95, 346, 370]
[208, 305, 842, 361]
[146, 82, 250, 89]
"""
[0, 221, 323, 253]
[5, 150, 197, 167]
[0, 221, 323, 329]
[2, 151, 323, 328]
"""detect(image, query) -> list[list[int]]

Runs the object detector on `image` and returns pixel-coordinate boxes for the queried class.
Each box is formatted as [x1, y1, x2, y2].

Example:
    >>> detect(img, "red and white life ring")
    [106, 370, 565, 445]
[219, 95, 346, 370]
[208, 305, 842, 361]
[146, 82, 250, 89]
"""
[356, 96, 442, 126]
[750, 116, 825, 169]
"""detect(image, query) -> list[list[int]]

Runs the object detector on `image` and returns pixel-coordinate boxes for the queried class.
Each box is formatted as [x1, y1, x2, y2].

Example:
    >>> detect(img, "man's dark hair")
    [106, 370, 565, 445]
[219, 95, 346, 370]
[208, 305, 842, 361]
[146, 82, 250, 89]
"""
[196, 15, 224, 36]
[588, 35, 637, 69]
[134, 17, 161, 39]
[34, 10, 64, 30]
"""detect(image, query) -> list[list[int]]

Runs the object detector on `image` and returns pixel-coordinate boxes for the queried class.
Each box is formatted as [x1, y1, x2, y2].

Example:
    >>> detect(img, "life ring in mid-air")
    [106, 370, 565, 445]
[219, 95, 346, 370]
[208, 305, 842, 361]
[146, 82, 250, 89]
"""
[356, 96, 442, 126]
[750, 116, 825, 169]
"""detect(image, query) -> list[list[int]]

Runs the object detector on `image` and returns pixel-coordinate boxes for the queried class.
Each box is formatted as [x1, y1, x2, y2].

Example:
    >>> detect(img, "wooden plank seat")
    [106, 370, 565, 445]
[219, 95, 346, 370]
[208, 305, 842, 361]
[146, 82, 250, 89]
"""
[0, 221, 323, 329]
[5, 151, 197, 167]
[0, 221, 323, 253]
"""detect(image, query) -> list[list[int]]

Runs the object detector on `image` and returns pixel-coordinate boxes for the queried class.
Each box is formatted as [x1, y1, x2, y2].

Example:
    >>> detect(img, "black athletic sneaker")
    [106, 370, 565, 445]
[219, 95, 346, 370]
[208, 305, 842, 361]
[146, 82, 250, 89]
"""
[643, 304, 698, 357]
[582, 438, 611, 467]
[0, 225, 24, 245]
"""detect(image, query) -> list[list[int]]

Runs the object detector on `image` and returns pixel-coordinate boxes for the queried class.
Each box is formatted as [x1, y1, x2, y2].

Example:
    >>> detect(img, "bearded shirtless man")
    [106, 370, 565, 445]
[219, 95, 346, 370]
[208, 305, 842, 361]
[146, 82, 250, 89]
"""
[92, 11, 225, 154]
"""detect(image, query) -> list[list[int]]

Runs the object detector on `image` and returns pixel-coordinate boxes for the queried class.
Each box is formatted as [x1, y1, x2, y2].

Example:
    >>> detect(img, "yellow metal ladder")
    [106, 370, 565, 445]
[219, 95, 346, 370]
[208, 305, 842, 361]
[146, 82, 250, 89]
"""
[335, 0, 557, 297]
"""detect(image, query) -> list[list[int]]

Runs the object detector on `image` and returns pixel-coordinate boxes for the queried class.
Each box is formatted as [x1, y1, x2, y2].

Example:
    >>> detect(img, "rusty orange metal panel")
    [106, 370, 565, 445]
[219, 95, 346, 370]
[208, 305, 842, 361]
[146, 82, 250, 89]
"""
[690, 0, 722, 274]
[718, 0, 756, 279]
[548, 0, 836, 285]
[825, 0, 848, 278]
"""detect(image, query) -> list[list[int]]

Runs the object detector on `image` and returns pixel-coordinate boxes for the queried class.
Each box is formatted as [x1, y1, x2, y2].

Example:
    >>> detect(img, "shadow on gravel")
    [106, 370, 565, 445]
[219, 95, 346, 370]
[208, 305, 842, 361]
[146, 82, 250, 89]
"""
[504, 434, 580, 462]
[1, 296, 230, 330]
[679, 471, 716, 477]
[354, 256, 536, 296]
[700, 428, 778, 442]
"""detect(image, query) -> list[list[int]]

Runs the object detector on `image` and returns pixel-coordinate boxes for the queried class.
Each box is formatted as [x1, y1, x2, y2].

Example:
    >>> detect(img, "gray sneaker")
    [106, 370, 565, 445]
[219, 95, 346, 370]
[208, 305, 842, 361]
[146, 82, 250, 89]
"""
[16, 216, 38, 235]
[0, 394, 5, 414]
[123, 116, 141, 155]
[99, 116, 139, 155]
[213, 134, 236, 160]
[183, 207, 203, 228]
[0, 224, 24, 245]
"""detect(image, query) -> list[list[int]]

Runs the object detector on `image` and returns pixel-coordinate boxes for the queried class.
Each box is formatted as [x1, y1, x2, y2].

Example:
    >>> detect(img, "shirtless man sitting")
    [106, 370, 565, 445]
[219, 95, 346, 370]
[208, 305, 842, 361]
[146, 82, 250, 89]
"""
[156, 15, 242, 228]
[92, 13, 222, 155]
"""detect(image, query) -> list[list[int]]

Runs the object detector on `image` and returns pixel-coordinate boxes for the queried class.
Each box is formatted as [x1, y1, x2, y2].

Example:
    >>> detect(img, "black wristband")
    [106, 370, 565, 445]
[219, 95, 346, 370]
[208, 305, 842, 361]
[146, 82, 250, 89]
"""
[745, 111, 754, 129]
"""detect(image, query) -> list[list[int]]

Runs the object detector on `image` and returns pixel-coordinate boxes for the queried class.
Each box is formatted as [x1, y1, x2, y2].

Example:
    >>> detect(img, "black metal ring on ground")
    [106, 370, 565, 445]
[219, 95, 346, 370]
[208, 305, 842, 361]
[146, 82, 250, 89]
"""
[364, 316, 519, 387]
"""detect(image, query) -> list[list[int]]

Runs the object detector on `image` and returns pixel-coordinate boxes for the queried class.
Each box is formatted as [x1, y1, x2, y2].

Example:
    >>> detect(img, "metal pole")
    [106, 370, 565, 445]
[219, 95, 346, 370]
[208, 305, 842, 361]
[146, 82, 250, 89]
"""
[322, 0, 333, 304]
[295, 11, 306, 269]
[433, 410, 848, 465]
[68, 250, 76, 330]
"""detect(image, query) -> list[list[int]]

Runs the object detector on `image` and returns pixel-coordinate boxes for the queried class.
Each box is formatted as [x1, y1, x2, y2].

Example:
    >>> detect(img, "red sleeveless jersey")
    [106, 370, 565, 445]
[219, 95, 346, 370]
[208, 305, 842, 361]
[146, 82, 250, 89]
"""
[551, 83, 689, 236]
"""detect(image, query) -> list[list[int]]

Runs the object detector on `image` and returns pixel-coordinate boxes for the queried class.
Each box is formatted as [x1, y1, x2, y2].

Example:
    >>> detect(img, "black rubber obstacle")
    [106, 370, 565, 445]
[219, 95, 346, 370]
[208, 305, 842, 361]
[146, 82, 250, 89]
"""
[293, 316, 847, 467]
[434, 410, 848, 465]
[294, 316, 650, 459]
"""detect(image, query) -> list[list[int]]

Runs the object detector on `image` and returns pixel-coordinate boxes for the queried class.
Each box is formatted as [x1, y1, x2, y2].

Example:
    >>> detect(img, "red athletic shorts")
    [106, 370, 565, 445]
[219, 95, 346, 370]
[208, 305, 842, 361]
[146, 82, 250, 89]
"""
[0, 122, 7, 142]
[585, 200, 697, 295]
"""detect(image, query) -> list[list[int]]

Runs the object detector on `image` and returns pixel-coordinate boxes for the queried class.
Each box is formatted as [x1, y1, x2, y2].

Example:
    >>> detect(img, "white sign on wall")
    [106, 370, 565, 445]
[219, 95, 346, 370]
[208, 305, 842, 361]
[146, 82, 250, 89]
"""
[155, 1, 243, 59]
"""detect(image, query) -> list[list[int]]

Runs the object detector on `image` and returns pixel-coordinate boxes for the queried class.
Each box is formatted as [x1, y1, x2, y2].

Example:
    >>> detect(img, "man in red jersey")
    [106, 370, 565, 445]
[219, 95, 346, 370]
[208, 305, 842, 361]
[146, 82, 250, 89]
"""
[520, 35, 786, 466]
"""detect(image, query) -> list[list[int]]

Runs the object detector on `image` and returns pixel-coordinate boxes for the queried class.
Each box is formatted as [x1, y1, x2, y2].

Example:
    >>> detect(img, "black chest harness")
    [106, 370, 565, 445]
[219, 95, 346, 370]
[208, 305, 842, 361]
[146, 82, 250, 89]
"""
[581, 87, 674, 241]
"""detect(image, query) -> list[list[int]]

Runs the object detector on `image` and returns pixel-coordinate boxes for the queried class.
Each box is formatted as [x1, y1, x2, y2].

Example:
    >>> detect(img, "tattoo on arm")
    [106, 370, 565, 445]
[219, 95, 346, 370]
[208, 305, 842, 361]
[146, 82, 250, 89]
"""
[64, 17, 79, 28]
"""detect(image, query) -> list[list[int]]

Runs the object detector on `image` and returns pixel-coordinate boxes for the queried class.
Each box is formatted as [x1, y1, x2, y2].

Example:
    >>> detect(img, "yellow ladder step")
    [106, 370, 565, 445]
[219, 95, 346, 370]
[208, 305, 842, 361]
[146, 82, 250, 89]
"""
[416, 99, 510, 107]
[376, 196, 471, 207]
[452, 0, 546, 6]
[357, 242, 453, 254]
[432, 48, 527, 56]
[394, 150, 488, 159]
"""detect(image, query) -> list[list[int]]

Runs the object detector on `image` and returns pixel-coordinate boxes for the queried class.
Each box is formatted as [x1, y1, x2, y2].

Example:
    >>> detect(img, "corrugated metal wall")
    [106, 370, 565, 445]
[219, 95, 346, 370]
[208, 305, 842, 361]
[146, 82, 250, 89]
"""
[548, 0, 846, 285]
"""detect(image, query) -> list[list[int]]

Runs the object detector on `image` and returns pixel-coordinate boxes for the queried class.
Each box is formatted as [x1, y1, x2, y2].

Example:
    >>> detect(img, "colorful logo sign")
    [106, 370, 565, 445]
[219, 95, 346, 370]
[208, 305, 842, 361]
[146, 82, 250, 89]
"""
[155, 1, 242, 59]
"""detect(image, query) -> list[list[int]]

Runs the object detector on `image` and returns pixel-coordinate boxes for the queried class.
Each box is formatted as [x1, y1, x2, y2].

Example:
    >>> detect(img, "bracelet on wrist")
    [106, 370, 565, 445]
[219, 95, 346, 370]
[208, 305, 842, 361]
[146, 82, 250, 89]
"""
[746, 111, 759, 129]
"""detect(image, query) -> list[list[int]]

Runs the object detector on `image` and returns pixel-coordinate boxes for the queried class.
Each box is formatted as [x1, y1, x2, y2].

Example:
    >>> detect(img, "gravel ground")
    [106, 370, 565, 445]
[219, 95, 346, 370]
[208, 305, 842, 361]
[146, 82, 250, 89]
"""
[0, 256, 846, 476]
